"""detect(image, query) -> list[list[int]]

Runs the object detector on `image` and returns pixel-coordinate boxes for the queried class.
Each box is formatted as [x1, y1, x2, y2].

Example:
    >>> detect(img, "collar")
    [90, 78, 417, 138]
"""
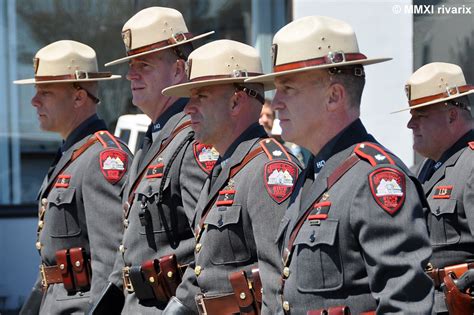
[432, 129, 474, 171]
[61, 114, 106, 152]
[151, 98, 188, 134]
[313, 118, 375, 174]
[221, 123, 267, 164]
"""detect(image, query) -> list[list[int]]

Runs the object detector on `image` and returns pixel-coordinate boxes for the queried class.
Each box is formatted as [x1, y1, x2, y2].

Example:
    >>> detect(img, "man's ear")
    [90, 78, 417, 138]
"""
[173, 59, 187, 84]
[230, 90, 246, 116]
[72, 88, 87, 108]
[326, 83, 345, 112]
[448, 106, 458, 123]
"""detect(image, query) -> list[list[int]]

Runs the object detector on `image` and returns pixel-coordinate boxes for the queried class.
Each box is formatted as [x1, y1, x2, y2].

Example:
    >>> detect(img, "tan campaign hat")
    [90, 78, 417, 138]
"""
[246, 15, 391, 88]
[162, 39, 263, 97]
[393, 62, 474, 113]
[14, 40, 120, 85]
[105, 6, 214, 67]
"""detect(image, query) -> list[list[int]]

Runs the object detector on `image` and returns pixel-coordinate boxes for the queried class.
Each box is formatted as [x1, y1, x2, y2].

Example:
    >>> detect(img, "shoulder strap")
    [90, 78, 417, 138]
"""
[259, 138, 291, 160]
[124, 121, 192, 219]
[94, 130, 123, 150]
[469, 141, 474, 150]
[354, 142, 394, 166]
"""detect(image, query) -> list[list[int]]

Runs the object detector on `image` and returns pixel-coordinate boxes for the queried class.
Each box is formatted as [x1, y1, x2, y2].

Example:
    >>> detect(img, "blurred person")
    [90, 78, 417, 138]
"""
[259, 98, 275, 134]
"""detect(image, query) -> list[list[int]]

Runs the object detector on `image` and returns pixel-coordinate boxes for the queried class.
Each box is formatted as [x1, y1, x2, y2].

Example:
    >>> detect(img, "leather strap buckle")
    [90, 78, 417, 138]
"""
[40, 264, 48, 288]
[75, 70, 89, 80]
[170, 32, 188, 44]
[122, 266, 134, 293]
[195, 294, 208, 315]
[446, 85, 460, 96]
[325, 51, 346, 64]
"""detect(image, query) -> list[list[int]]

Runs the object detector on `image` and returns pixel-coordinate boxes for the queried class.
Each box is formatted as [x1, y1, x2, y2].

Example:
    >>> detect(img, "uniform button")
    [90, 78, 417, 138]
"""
[149, 276, 155, 283]
[75, 261, 81, 267]
[282, 301, 290, 311]
[195, 265, 202, 276]
[119, 244, 125, 253]
[283, 267, 290, 278]
[123, 219, 129, 228]
[38, 221, 44, 229]
[167, 271, 174, 278]
[41, 198, 48, 206]
[195, 243, 202, 253]
[239, 292, 246, 300]
[59, 264, 65, 270]
[35, 242, 42, 250]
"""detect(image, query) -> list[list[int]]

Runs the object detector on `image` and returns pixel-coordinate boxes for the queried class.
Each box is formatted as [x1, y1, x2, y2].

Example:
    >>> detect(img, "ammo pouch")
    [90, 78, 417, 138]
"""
[130, 254, 186, 303]
[54, 247, 91, 294]
[228, 268, 263, 315]
[443, 273, 474, 315]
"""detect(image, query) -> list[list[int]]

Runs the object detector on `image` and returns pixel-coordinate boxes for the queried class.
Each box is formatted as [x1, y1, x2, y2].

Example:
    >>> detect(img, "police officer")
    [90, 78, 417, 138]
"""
[95, 7, 216, 314]
[161, 39, 301, 314]
[246, 16, 434, 314]
[14, 40, 131, 314]
[401, 62, 474, 314]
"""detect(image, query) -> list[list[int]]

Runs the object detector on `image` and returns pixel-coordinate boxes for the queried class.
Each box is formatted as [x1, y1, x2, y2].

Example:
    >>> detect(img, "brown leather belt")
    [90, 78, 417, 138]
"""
[196, 293, 240, 315]
[40, 264, 63, 287]
[426, 262, 474, 288]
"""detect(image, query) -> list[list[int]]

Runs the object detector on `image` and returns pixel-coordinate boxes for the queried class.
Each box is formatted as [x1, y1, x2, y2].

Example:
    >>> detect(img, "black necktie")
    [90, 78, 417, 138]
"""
[209, 159, 223, 190]
[138, 125, 153, 168]
[47, 147, 63, 180]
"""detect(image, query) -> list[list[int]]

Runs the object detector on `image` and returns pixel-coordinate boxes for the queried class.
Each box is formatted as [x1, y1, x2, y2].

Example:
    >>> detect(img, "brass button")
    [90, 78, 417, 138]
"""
[123, 219, 129, 228]
[149, 276, 155, 283]
[239, 292, 246, 300]
[195, 243, 202, 253]
[41, 198, 48, 206]
[75, 261, 81, 267]
[119, 244, 125, 253]
[59, 264, 65, 270]
[38, 221, 44, 229]
[167, 271, 173, 278]
[195, 265, 202, 276]
[282, 301, 290, 311]
[283, 267, 290, 278]
[35, 242, 42, 250]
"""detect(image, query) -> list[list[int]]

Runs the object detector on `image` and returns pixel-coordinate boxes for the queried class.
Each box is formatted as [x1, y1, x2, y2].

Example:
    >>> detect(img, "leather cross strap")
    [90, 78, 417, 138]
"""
[35, 71, 113, 82]
[274, 53, 367, 73]
[409, 84, 474, 106]
[283, 153, 361, 266]
[194, 146, 265, 242]
[124, 121, 192, 219]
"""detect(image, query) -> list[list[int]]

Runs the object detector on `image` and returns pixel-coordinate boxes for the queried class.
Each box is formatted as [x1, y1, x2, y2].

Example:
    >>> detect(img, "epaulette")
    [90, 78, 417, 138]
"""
[469, 141, 474, 150]
[94, 130, 124, 150]
[354, 142, 395, 166]
[259, 138, 291, 161]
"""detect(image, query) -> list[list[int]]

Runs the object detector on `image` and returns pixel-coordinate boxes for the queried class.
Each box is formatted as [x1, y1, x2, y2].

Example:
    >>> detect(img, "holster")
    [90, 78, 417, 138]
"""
[443, 273, 474, 315]
[55, 249, 75, 293]
[307, 306, 351, 315]
[229, 270, 261, 315]
[88, 282, 124, 315]
[69, 247, 91, 292]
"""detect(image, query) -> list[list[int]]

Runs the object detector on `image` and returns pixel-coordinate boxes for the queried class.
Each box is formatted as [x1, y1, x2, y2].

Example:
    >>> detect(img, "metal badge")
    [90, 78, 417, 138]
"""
[122, 29, 132, 51]
[33, 57, 39, 74]
[271, 44, 278, 67]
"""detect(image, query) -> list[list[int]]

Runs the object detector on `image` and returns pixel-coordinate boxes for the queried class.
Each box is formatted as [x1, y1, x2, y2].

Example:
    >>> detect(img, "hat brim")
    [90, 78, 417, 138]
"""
[391, 89, 474, 113]
[105, 31, 215, 67]
[13, 75, 122, 85]
[162, 77, 248, 97]
[245, 57, 392, 90]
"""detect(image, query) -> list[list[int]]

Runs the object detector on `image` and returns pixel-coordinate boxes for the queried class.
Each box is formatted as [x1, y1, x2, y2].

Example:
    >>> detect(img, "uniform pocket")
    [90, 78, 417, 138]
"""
[137, 181, 173, 234]
[429, 199, 459, 246]
[47, 188, 81, 238]
[294, 219, 343, 292]
[204, 205, 251, 265]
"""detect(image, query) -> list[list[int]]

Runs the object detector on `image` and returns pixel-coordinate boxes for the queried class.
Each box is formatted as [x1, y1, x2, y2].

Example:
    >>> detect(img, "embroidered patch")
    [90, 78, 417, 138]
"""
[146, 163, 164, 179]
[216, 189, 235, 206]
[55, 174, 71, 188]
[193, 143, 219, 174]
[100, 149, 127, 184]
[369, 167, 406, 215]
[433, 185, 453, 199]
[264, 160, 298, 203]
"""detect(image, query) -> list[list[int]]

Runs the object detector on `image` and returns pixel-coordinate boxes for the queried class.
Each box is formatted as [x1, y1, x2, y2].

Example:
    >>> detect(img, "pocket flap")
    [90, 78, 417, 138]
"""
[204, 205, 242, 228]
[48, 188, 76, 206]
[430, 199, 457, 217]
[294, 219, 338, 247]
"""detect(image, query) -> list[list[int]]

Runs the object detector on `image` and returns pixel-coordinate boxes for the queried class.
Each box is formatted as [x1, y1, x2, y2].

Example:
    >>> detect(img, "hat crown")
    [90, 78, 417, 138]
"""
[35, 40, 99, 76]
[122, 6, 189, 51]
[406, 62, 467, 101]
[273, 16, 360, 67]
[187, 39, 262, 80]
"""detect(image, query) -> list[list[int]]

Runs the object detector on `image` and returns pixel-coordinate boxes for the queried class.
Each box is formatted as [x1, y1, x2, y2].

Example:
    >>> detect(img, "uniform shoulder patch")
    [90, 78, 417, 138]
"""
[100, 148, 128, 184]
[469, 142, 474, 150]
[354, 142, 394, 166]
[368, 167, 406, 215]
[264, 160, 298, 203]
[193, 143, 219, 174]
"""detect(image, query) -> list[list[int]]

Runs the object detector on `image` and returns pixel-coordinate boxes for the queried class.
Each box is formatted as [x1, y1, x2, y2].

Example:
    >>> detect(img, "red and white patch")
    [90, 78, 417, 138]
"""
[193, 143, 219, 174]
[264, 160, 298, 203]
[100, 149, 128, 184]
[369, 167, 406, 215]
[469, 142, 474, 150]
[55, 174, 71, 188]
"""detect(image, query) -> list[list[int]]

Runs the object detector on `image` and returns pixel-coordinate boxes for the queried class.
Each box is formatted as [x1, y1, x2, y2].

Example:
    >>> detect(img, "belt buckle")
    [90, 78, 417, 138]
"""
[40, 264, 48, 288]
[195, 294, 208, 315]
[122, 266, 134, 293]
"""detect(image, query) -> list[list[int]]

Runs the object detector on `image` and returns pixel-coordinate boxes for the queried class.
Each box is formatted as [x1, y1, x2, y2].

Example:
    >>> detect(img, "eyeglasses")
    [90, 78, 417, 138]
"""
[73, 83, 100, 104]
